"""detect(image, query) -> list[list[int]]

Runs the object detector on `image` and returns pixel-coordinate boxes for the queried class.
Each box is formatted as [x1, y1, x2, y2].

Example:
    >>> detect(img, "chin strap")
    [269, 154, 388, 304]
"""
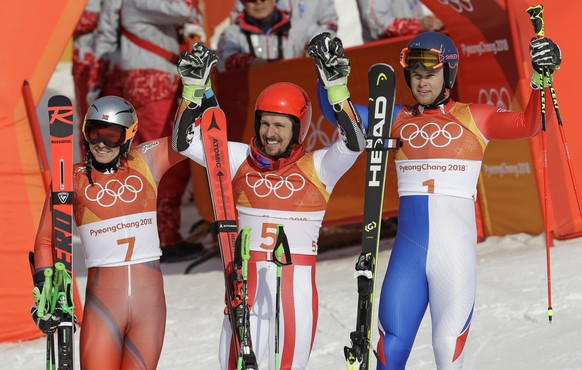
[249, 138, 306, 171]
[421, 85, 449, 110]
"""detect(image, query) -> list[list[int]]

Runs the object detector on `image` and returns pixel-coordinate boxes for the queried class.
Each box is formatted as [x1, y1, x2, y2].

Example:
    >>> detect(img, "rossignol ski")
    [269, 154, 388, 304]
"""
[345, 64, 398, 370]
[47, 95, 75, 369]
[200, 107, 258, 369]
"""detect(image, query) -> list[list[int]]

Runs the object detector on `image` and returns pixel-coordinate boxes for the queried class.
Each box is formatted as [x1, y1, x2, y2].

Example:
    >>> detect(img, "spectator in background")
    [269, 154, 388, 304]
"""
[72, 0, 100, 124]
[356, 0, 443, 42]
[113, 0, 205, 262]
[217, 0, 338, 71]
[180, 19, 208, 53]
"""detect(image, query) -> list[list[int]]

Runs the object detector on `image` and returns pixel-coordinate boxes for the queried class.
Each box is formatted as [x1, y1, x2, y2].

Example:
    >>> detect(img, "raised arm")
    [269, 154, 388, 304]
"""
[476, 36, 562, 140]
[307, 32, 366, 153]
[172, 44, 219, 156]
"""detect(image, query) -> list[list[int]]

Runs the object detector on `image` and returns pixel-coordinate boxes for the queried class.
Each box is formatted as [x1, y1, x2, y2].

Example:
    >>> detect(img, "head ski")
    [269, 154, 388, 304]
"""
[344, 64, 398, 370]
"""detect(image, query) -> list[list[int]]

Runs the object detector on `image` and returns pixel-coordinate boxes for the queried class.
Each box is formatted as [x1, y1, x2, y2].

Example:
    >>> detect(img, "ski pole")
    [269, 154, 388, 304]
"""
[37, 268, 56, 370]
[37, 268, 53, 318]
[526, 3, 553, 323]
[274, 239, 283, 370]
[270, 225, 292, 370]
[234, 227, 257, 370]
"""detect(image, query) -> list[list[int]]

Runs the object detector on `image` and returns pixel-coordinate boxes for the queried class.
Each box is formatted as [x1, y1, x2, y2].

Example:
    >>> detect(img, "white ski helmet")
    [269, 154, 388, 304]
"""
[82, 96, 138, 149]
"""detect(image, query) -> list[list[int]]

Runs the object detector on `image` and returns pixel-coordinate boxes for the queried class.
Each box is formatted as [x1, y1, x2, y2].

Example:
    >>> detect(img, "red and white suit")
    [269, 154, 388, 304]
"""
[180, 104, 362, 369]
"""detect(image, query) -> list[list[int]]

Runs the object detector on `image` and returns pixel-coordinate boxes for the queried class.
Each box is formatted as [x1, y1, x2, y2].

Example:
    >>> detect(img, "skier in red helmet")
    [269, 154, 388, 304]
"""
[172, 40, 365, 369]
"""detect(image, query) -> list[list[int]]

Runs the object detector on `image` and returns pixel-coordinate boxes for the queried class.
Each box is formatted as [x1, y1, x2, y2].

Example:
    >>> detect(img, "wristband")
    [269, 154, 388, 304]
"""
[327, 85, 350, 105]
[182, 85, 206, 104]
[530, 70, 553, 90]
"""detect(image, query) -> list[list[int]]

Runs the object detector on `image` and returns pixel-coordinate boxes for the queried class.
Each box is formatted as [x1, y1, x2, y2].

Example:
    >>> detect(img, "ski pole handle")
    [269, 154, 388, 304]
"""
[240, 227, 251, 281]
[274, 228, 283, 265]
[525, 4, 548, 130]
[37, 268, 53, 318]
[527, 4, 554, 323]
[51, 262, 66, 311]
[526, 4, 544, 37]
[271, 225, 292, 267]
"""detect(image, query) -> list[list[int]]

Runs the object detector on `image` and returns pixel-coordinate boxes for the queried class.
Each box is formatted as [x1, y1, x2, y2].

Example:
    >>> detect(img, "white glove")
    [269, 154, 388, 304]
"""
[307, 32, 350, 105]
[177, 43, 219, 104]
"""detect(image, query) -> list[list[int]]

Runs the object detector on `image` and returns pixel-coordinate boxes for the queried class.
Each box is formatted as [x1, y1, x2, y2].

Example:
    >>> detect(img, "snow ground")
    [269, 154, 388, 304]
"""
[4, 233, 582, 369]
[4, 1, 582, 369]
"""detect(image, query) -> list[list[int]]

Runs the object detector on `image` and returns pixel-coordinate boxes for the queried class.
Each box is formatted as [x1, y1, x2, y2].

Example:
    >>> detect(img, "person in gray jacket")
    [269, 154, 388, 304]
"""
[356, 0, 443, 42]
[218, 0, 338, 71]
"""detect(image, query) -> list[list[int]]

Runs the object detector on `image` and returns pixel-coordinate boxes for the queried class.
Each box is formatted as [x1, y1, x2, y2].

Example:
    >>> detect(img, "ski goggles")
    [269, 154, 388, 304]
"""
[83, 121, 127, 147]
[400, 48, 444, 71]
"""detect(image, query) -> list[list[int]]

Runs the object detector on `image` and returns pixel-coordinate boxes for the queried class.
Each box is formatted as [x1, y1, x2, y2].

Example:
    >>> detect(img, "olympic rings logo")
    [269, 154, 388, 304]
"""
[85, 175, 144, 207]
[245, 172, 306, 199]
[437, 0, 473, 13]
[399, 122, 463, 148]
[478, 88, 512, 111]
[304, 115, 338, 152]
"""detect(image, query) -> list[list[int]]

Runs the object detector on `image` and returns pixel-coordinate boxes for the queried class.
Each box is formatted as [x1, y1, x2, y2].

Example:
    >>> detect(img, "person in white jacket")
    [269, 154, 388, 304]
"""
[218, 0, 338, 71]
[356, 0, 443, 42]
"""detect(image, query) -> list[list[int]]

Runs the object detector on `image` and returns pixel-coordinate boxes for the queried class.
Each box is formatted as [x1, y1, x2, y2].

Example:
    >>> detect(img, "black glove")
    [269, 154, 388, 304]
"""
[177, 43, 219, 104]
[307, 32, 351, 105]
[30, 305, 62, 334]
[530, 37, 562, 72]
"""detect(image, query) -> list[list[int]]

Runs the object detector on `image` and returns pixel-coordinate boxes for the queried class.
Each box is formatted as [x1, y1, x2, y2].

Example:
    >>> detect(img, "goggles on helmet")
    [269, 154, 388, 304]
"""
[400, 48, 443, 71]
[83, 121, 126, 148]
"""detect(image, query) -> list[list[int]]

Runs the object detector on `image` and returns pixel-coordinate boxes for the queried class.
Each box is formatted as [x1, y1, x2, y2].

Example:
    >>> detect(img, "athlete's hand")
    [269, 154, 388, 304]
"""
[529, 37, 561, 89]
[30, 303, 62, 334]
[307, 32, 350, 105]
[177, 43, 219, 104]
[530, 37, 562, 72]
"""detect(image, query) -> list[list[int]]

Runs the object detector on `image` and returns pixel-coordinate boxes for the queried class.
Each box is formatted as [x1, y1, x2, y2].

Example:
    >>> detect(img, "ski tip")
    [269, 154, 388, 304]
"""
[201, 106, 227, 130]
[48, 95, 73, 106]
[369, 63, 395, 73]
[368, 64, 396, 88]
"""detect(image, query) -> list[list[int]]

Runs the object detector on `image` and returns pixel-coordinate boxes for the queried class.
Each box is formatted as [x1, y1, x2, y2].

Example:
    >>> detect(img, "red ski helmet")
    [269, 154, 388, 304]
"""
[254, 82, 312, 145]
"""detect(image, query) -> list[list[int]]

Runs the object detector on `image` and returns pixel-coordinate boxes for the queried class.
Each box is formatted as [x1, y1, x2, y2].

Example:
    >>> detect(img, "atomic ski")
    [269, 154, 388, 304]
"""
[48, 95, 75, 369]
[200, 107, 257, 370]
[344, 64, 398, 370]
